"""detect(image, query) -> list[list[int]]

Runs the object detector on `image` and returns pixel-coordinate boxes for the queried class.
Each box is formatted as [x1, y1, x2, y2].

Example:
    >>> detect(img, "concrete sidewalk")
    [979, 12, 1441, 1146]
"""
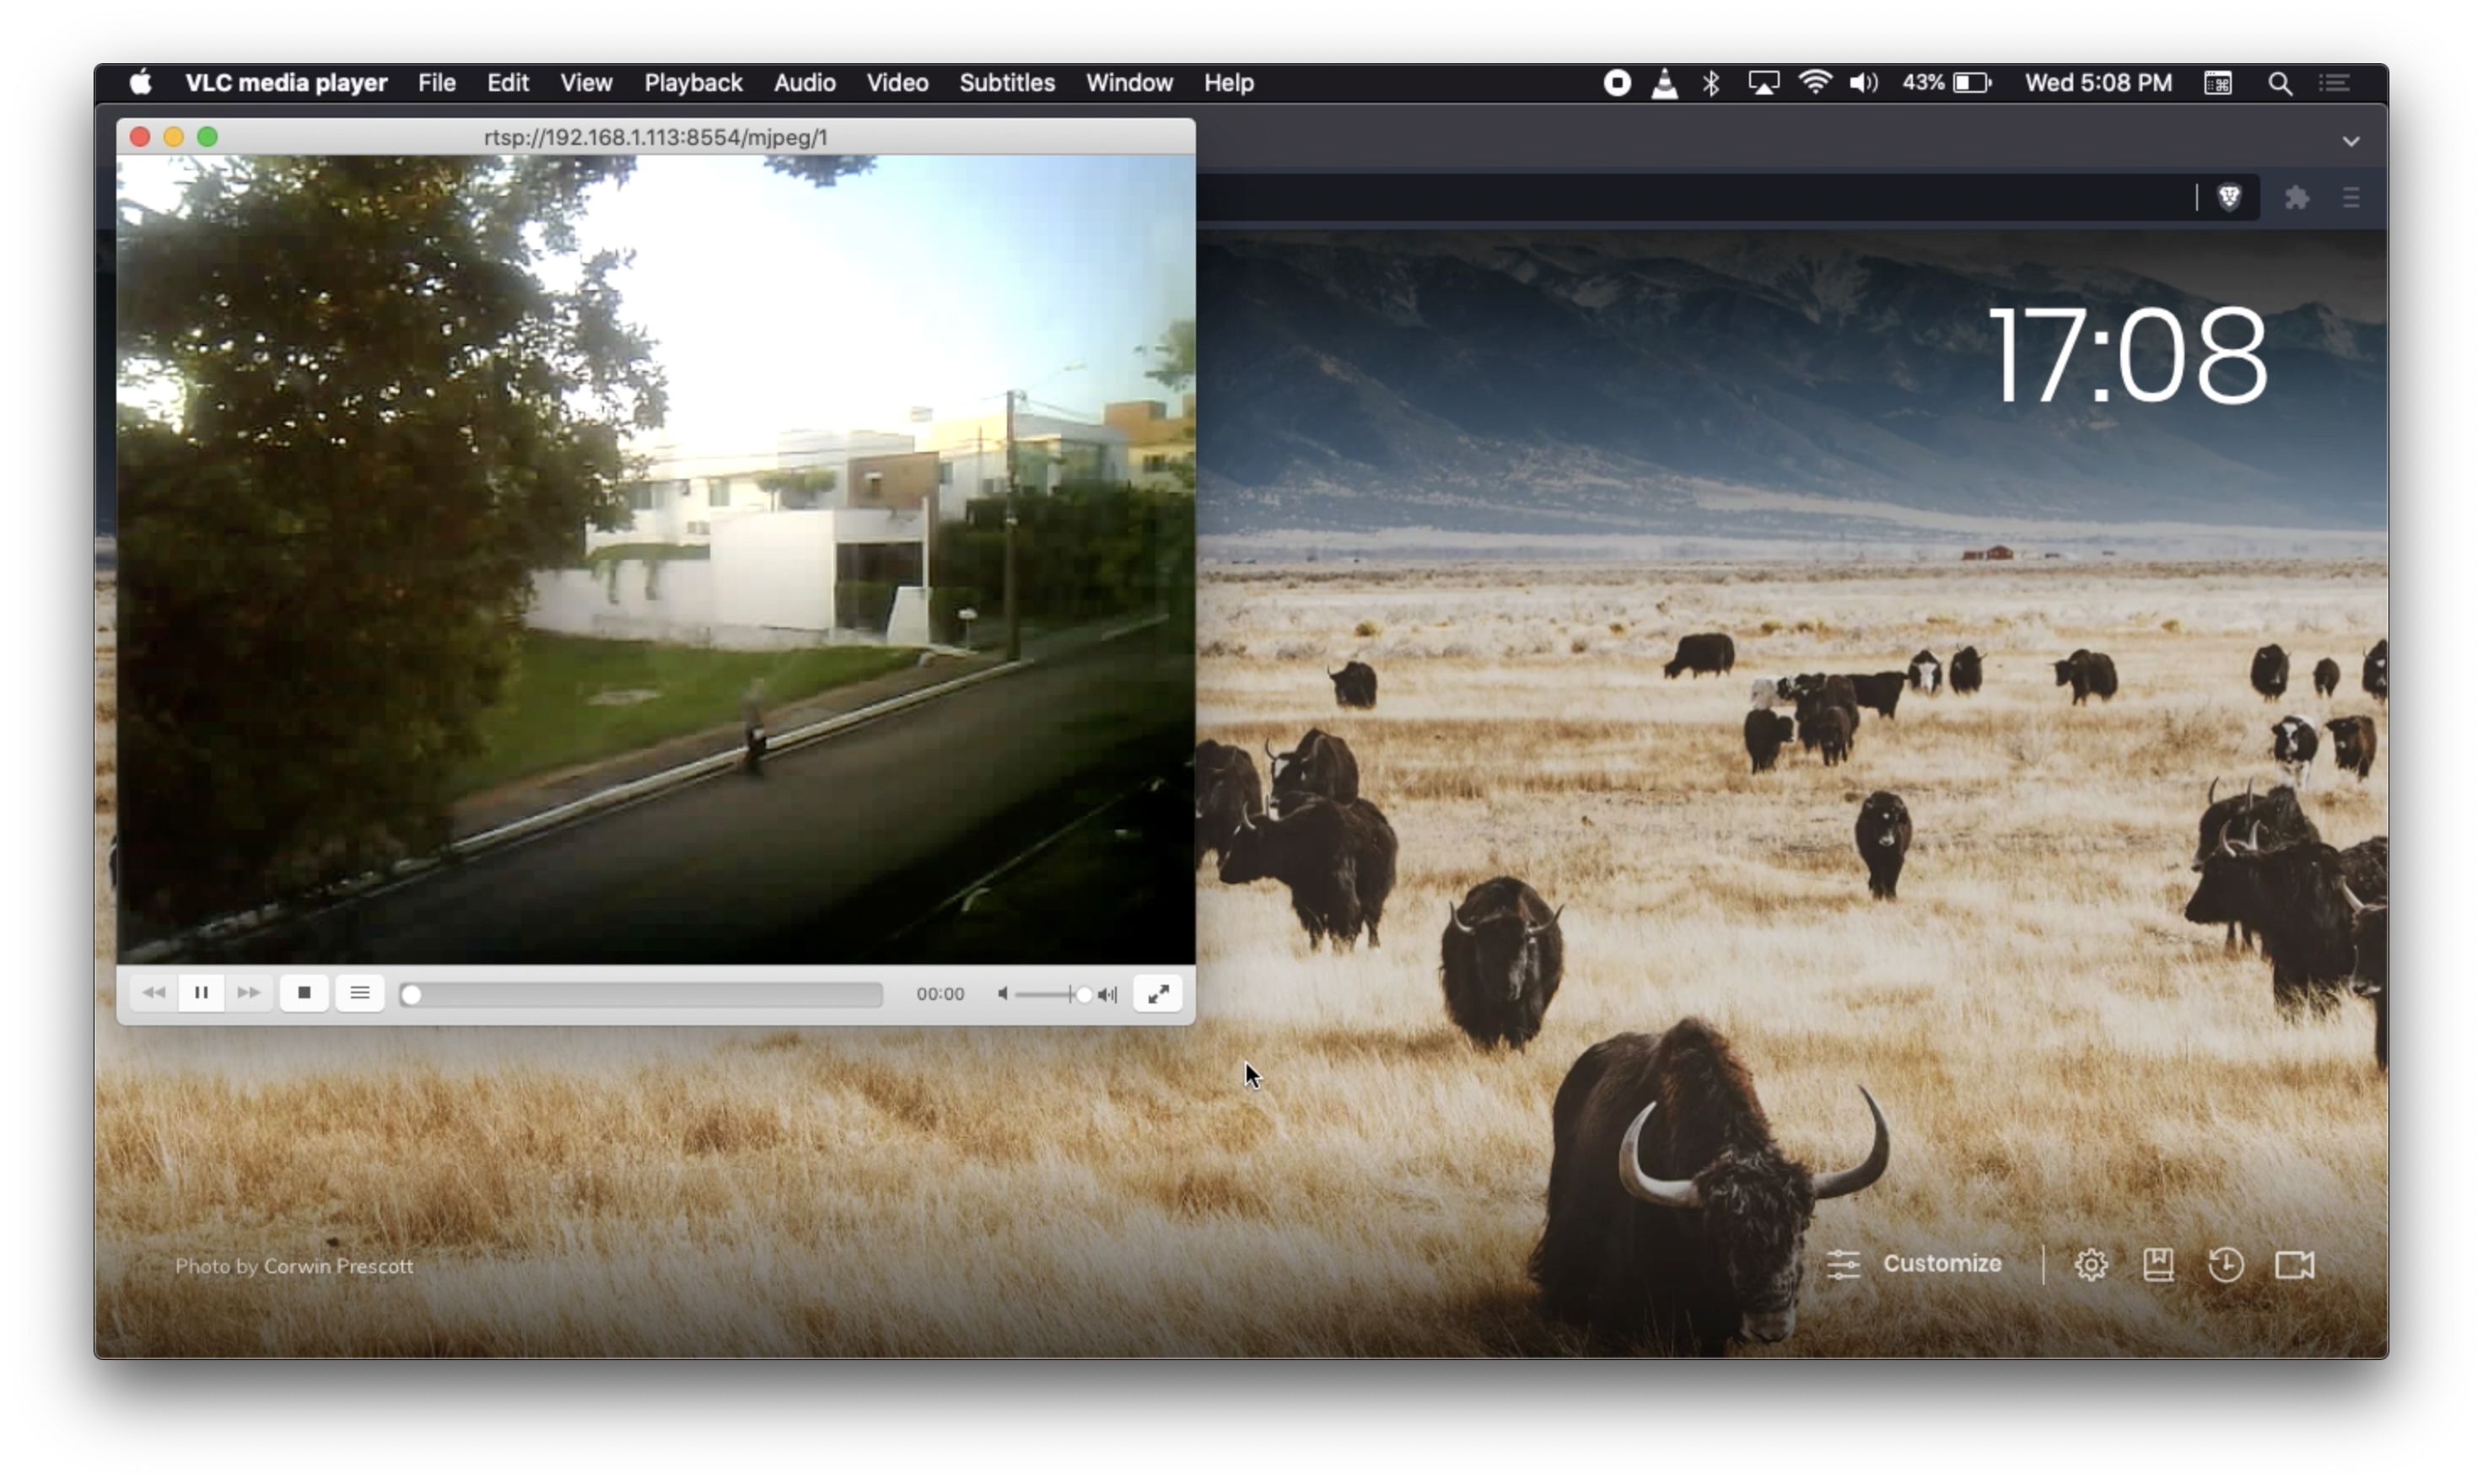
[445, 616, 1156, 840]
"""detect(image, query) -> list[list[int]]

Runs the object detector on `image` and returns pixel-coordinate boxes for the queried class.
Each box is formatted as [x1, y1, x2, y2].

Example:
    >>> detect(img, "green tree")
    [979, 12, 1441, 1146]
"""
[764, 155, 878, 190]
[756, 465, 841, 509]
[1145, 317, 1197, 393]
[114, 156, 676, 927]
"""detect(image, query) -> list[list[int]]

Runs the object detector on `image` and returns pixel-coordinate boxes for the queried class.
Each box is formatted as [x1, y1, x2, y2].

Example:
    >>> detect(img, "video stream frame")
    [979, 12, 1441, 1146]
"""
[106, 124, 1200, 1024]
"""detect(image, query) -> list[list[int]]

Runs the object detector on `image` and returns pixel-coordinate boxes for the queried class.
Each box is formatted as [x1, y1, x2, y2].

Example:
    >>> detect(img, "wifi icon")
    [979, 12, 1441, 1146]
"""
[1797, 68, 1835, 94]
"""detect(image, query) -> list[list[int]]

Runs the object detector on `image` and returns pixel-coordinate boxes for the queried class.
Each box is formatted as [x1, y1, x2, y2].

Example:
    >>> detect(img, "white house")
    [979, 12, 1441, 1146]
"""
[920, 410, 1130, 505]
[589, 429, 922, 554]
[535, 407, 1134, 647]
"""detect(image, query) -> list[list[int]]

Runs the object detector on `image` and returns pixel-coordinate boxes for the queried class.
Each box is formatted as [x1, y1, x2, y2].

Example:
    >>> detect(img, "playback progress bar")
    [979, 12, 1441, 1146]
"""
[116, 965, 1195, 1026]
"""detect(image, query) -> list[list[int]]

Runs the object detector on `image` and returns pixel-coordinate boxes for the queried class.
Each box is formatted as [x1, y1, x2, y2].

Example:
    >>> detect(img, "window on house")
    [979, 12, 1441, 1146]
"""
[627, 482, 658, 512]
[938, 461, 954, 488]
[1144, 454, 1170, 474]
[708, 479, 732, 507]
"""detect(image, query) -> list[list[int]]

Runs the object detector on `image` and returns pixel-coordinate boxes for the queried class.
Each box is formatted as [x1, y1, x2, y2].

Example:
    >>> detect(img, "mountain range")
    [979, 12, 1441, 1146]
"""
[1195, 232, 2386, 546]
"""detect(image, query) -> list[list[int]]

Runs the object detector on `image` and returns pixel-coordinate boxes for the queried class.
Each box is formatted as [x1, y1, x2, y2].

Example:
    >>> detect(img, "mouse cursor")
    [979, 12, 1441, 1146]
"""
[1242, 1062, 1264, 1090]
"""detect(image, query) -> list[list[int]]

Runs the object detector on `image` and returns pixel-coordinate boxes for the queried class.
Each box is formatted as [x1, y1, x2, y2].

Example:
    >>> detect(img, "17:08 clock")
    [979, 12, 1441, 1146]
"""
[1990, 306, 2269, 406]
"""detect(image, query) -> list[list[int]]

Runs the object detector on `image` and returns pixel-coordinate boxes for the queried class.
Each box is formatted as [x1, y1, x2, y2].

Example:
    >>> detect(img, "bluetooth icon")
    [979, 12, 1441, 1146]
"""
[1703, 70, 1721, 98]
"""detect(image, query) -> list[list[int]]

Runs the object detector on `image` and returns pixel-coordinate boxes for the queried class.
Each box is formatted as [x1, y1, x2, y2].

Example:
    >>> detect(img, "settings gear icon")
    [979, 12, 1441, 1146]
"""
[2073, 1247, 2111, 1282]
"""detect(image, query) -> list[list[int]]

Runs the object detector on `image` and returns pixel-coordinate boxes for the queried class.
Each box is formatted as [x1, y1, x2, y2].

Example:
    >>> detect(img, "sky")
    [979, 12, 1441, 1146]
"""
[116, 150, 1198, 454]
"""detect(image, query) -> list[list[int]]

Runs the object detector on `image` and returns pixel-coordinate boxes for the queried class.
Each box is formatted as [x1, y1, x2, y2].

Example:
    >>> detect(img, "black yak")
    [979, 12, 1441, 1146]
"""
[2326, 715, 2378, 782]
[2251, 644, 2291, 702]
[2191, 779, 2319, 949]
[1742, 708, 1795, 773]
[2185, 824, 2361, 1016]
[1855, 792, 1913, 901]
[1329, 660, 1378, 709]
[1220, 796, 1398, 950]
[2342, 884, 2387, 1071]
[1908, 649, 1942, 695]
[2362, 639, 2388, 706]
[1800, 702, 1853, 767]
[1439, 877, 1565, 1050]
[1948, 646, 1985, 696]
[2313, 658, 2341, 698]
[1847, 672, 1906, 719]
[1663, 633, 1737, 679]
[1193, 739, 1265, 868]
[1266, 728, 1360, 812]
[2054, 649, 2118, 704]
[1532, 1019, 1889, 1355]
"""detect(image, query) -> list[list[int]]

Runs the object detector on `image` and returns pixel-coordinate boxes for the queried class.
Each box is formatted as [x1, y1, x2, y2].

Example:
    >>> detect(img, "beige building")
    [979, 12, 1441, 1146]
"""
[1105, 395, 1197, 488]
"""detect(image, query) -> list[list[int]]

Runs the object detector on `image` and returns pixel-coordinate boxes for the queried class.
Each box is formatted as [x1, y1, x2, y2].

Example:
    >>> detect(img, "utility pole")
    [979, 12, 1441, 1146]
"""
[1003, 388, 1021, 661]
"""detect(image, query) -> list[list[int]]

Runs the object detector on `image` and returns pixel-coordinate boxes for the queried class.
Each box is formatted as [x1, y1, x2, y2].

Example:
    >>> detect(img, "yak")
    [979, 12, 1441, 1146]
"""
[2271, 714, 2322, 790]
[2342, 884, 2388, 1071]
[2054, 648, 2119, 705]
[1329, 660, 1378, 709]
[1855, 792, 1913, 901]
[1663, 633, 1737, 679]
[1439, 877, 1566, 1051]
[2189, 779, 2317, 951]
[2362, 639, 2389, 706]
[1847, 672, 1907, 719]
[2185, 823, 2362, 1016]
[1266, 728, 1360, 812]
[1193, 739, 1266, 868]
[2251, 643, 2292, 702]
[1742, 708, 1796, 773]
[1219, 795, 1398, 950]
[1790, 673, 1861, 718]
[2326, 715, 2378, 782]
[1948, 646, 1985, 696]
[2313, 657, 2341, 698]
[1532, 1019, 1890, 1355]
[1807, 704, 1853, 767]
[1908, 649, 1942, 695]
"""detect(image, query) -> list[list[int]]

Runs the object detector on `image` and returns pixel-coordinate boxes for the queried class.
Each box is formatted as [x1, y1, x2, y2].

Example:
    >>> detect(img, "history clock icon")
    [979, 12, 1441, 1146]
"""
[2207, 1246, 2247, 1283]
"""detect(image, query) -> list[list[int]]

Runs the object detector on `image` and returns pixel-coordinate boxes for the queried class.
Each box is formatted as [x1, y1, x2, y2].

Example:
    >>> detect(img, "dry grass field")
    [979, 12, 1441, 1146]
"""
[93, 559, 2389, 1356]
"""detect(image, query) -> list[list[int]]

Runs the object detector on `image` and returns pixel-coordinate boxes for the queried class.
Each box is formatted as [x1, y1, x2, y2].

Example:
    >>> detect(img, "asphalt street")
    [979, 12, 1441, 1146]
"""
[239, 626, 1193, 965]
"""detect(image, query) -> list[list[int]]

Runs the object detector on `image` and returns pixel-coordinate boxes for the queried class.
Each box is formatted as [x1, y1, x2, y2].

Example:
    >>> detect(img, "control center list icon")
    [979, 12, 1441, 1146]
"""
[1133, 974, 1184, 1014]
[1824, 1250, 1862, 1282]
[2072, 1247, 2110, 1282]
[2207, 1246, 2246, 1283]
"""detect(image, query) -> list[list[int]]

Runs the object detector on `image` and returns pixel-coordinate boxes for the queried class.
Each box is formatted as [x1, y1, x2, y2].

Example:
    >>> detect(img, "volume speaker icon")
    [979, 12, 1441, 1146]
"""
[1798, 68, 1836, 94]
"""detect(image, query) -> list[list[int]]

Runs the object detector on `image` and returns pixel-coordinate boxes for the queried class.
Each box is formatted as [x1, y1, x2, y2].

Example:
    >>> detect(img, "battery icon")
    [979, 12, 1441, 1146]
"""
[1953, 71, 1993, 94]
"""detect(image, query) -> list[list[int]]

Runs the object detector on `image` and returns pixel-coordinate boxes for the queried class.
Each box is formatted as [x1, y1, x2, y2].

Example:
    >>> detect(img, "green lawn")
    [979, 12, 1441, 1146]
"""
[455, 633, 922, 796]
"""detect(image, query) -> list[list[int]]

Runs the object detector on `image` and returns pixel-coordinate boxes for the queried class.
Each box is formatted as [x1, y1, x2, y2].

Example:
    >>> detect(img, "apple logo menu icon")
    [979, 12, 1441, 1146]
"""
[131, 67, 152, 96]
